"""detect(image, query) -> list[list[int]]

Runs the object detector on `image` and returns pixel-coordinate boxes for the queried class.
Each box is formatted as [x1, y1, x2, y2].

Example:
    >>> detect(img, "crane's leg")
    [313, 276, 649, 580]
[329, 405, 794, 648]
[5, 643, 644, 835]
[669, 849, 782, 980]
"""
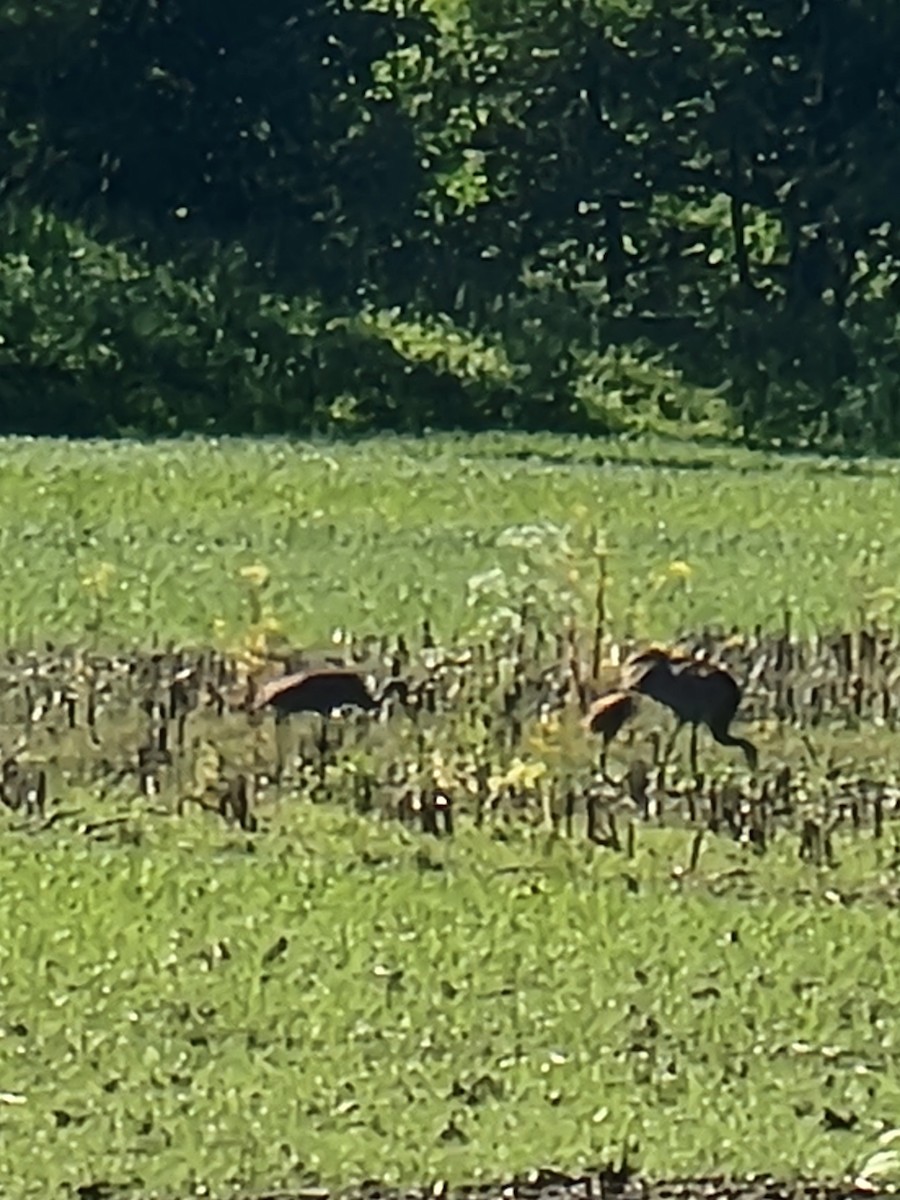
[599, 734, 621, 785]
[653, 720, 684, 791]
[660, 720, 684, 766]
[316, 716, 330, 782]
[273, 710, 289, 783]
[689, 724, 699, 777]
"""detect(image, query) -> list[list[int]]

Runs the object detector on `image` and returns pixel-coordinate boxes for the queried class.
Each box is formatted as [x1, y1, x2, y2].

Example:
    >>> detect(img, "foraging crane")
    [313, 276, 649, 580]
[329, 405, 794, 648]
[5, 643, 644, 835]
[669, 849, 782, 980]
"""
[620, 645, 758, 774]
[249, 667, 409, 721]
[581, 690, 639, 778]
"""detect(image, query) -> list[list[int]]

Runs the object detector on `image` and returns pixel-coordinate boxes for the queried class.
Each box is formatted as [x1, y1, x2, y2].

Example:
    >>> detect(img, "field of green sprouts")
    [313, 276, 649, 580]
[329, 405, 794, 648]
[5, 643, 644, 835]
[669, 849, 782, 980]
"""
[3, 432, 900, 1200]
[4, 810, 900, 1197]
[2, 430, 900, 647]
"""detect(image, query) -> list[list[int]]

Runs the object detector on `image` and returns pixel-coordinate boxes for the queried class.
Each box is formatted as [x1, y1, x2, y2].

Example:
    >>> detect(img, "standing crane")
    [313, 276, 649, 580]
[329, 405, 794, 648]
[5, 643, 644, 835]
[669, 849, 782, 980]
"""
[246, 666, 411, 784]
[620, 645, 758, 775]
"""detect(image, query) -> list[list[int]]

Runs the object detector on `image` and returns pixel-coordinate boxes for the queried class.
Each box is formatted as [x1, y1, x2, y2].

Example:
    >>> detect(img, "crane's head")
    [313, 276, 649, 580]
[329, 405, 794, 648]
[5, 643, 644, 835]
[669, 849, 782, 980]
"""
[378, 676, 411, 708]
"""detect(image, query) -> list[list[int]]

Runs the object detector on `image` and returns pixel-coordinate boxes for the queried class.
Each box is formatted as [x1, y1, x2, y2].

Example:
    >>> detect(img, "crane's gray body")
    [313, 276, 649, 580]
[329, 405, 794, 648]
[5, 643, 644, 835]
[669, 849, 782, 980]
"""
[252, 668, 406, 718]
[623, 649, 757, 772]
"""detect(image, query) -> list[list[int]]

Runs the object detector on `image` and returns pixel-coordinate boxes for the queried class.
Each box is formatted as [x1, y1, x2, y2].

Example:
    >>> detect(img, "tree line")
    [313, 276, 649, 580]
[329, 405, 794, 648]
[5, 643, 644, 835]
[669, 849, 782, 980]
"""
[1, 0, 898, 450]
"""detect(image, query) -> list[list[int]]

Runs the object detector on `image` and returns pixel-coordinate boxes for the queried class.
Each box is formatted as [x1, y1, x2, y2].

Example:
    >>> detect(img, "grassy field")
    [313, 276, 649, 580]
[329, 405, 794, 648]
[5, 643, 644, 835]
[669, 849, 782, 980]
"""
[1, 430, 900, 648]
[3, 805, 900, 1197]
[3, 431, 900, 1198]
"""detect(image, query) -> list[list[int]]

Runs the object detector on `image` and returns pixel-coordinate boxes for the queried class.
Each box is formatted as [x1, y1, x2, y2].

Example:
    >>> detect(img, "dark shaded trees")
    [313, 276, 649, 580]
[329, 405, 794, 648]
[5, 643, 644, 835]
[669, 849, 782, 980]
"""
[1, 0, 899, 447]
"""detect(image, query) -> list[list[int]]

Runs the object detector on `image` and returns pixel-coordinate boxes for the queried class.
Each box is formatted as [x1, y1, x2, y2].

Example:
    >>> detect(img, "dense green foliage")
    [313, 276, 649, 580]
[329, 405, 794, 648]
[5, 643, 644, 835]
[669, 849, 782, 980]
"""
[1, 1, 899, 445]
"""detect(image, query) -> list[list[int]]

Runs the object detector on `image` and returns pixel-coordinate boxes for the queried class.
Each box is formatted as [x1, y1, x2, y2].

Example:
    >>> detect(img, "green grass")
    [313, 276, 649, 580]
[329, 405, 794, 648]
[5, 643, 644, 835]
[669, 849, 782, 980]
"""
[1, 430, 900, 649]
[2, 804, 900, 1198]
[5, 429, 900, 1198]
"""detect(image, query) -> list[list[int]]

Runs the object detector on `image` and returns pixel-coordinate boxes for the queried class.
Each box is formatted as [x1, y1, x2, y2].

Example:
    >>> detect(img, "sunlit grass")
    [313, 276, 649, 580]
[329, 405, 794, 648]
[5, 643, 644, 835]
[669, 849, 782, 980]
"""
[4, 430, 900, 1198]
[1, 431, 899, 651]
[1, 805, 899, 1197]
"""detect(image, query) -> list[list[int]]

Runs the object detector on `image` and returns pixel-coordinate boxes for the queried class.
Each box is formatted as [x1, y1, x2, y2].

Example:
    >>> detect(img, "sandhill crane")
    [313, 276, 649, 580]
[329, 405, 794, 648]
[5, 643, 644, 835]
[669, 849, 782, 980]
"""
[620, 646, 758, 775]
[250, 668, 409, 721]
[581, 690, 639, 777]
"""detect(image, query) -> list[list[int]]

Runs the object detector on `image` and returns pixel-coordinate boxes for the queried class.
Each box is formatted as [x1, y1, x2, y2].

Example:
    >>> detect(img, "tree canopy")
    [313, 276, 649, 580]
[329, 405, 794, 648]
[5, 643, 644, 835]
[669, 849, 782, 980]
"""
[1, 0, 898, 449]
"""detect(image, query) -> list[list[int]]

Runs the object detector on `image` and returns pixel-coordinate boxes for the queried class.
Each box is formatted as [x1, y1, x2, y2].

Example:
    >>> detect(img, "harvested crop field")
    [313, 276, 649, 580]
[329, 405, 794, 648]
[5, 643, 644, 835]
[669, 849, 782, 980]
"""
[250, 1170, 886, 1200]
[2, 434, 900, 1199]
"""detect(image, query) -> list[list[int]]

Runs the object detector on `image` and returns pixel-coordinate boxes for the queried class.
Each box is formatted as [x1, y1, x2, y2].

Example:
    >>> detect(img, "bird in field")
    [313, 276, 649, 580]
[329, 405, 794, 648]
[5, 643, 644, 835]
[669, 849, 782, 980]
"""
[620, 645, 758, 775]
[581, 690, 639, 778]
[249, 667, 409, 721]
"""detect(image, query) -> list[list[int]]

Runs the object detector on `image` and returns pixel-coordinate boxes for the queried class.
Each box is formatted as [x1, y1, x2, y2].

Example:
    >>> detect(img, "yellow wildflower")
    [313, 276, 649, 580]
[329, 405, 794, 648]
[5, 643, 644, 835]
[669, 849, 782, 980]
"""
[80, 562, 115, 599]
[489, 757, 548, 795]
[667, 560, 692, 579]
[239, 563, 270, 588]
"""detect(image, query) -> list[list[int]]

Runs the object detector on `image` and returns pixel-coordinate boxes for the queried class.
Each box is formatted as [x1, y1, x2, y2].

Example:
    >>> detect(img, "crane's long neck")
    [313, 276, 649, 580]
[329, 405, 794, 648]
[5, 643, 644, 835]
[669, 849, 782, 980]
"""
[376, 679, 405, 707]
[710, 727, 757, 769]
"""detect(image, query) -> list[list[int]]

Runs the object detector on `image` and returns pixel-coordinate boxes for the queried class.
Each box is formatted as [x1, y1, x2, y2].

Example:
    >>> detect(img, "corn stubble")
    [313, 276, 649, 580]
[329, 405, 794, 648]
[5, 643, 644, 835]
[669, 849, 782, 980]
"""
[0, 616, 899, 861]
